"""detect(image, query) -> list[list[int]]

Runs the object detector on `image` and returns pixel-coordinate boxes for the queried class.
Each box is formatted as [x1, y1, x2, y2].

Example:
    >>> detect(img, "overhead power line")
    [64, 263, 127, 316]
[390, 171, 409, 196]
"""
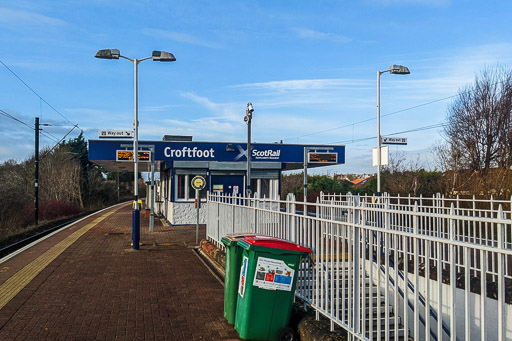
[283, 95, 456, 142]
[0, 59, 92, 139]
[327, 122, 448, 145]
[0, 109, 61, 144]
[283, 77, 512, 143]
[49, 125, 79, 151]
[0, 109, 34, 130]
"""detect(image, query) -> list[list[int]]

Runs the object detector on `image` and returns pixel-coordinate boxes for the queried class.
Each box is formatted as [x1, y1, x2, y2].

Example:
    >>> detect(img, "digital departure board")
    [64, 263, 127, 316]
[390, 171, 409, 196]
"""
[308, 152, 337, 164]
[116, 150, 151, 162]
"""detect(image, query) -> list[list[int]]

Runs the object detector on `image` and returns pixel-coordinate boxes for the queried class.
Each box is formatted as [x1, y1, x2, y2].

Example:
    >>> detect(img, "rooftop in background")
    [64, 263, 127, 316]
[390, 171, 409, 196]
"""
[162, 135, 193, 142]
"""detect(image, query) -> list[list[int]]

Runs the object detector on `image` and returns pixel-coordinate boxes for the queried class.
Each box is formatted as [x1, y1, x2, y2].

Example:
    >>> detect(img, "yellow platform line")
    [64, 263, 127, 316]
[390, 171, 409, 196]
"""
[0, 207, 121, 310]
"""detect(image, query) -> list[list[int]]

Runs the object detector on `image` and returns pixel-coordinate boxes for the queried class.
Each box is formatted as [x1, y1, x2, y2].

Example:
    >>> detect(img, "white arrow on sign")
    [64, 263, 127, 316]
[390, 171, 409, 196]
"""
[381, 137, 407, 145]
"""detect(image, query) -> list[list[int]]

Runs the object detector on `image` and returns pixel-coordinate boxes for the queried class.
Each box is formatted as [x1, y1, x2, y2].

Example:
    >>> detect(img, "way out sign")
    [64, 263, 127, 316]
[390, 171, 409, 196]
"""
[382, 137, 407, 145]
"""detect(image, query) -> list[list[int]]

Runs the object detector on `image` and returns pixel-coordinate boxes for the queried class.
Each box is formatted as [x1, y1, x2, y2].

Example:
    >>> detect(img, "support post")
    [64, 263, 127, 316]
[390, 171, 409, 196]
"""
[132, 58, 140, 250]
[246, 116, 252, 196]
[150, 158, 155, 232]
[195, 189, 200, 245]
[34, 117, 39, 226]
[377, 70, 382, 196]
[304, 147, 308, 216]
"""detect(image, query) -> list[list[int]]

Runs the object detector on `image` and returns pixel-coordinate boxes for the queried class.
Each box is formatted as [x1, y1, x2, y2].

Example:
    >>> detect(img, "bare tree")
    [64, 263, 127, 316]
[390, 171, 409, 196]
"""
[39, 146, 82, 207]
[382, 152, 445, 196]
[443, 65, 512, 171]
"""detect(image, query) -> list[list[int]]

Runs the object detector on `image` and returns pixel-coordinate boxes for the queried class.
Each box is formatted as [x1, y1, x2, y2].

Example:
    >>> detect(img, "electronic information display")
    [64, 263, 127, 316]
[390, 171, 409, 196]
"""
[116, 150, 151, 162]
[308, 152, 337, 164]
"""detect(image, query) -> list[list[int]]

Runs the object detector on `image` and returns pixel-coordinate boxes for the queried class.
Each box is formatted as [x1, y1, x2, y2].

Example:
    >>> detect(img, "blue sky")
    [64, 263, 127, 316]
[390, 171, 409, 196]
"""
[1, 0, 512, 174]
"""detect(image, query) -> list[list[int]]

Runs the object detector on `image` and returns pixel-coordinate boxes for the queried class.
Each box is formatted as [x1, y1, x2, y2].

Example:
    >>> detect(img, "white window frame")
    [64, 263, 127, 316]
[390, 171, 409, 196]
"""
[175, 174, 207, 202]
[175, 174, 190, 201]
[252, 178, 279, 199]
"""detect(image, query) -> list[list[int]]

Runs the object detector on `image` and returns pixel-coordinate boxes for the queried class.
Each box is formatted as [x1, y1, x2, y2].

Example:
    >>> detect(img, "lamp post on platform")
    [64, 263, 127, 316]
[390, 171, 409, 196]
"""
[244, 102, 254, 197]
[376, 64, 410, 196]
[95, 49, 176, 249]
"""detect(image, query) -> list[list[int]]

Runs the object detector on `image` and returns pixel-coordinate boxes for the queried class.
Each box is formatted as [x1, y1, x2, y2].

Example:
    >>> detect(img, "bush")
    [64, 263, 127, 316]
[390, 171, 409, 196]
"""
[37, 200, 82, 221]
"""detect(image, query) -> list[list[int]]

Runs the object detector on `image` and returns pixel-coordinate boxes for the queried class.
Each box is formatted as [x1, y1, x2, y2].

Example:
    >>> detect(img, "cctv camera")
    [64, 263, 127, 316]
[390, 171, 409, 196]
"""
[247, 102, 254, 113]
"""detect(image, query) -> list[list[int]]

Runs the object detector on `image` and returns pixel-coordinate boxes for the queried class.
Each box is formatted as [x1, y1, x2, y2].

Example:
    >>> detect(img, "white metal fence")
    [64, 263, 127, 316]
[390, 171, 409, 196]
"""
[206, 192, 512, 340]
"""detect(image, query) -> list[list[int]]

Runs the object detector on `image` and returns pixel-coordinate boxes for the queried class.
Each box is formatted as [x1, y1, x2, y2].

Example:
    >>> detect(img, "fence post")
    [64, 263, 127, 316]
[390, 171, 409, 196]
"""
[291, 193, 296, 242]
[319, 191, 324, 219]
[216, 193, 220, 242]
[497, 205, 504, 341]
[232, 193, 236, 234]
[449, 203, 456, 341]
[353, 195, 360, 334]
[254, 193, 258, 234]
[413, 202, 420, 341]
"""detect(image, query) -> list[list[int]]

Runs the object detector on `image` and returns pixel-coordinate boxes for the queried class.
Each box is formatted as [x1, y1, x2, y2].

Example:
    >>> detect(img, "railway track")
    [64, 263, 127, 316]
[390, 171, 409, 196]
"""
[0, 212, 96, 260]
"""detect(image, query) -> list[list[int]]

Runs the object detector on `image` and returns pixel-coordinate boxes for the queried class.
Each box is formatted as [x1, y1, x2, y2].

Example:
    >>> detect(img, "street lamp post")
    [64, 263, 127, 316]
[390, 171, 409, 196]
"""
[95, 49, 176, 250]
[376, 64, 410, 196]
[244, 102, 254, 197]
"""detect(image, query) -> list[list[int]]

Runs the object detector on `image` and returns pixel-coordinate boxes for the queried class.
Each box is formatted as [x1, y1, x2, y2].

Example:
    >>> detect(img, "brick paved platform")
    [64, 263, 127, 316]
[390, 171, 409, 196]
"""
[0, 203, 240, 340]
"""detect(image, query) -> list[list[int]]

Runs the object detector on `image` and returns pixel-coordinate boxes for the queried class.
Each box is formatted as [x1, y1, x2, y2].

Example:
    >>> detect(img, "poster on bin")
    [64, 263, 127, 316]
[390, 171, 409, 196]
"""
[253, 257, 295, 291]
[238, 256, 248, 298]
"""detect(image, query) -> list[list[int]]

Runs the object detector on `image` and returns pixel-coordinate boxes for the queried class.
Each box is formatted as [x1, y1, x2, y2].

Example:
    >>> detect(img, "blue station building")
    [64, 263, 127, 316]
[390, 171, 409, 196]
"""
[89, 135, 345, 225]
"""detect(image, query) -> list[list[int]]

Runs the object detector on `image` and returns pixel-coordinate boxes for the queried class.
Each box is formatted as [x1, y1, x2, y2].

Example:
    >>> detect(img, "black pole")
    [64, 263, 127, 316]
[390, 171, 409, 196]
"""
[35, 117, 39, 226]
[117, 171, 120, 202]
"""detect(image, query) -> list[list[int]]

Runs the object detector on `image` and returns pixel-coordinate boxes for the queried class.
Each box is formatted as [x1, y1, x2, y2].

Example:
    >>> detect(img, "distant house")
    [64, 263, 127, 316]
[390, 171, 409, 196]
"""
[351, 178, 368, 185]
[334, 173, 373, 182]
[351, 176, 370, 187]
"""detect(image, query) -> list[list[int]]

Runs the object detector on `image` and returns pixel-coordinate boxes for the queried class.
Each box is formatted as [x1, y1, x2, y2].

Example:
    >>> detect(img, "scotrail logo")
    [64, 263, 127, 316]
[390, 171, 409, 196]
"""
[234, 145, 281, 161]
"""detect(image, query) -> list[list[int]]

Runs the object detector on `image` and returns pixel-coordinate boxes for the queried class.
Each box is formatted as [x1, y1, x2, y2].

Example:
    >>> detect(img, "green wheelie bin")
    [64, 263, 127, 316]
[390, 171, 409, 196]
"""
[221, 233, 257, 325]
[234, 236, 312, 341]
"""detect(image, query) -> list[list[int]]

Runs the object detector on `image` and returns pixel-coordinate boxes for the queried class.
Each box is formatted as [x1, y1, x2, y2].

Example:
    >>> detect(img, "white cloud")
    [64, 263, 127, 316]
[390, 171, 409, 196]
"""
[234, 78, 372, 92]
[180, 92, 220, 111]
[291, 27, 352, 43]
[142, 104, 181, 112]
[179, 91, 242, 121]
[140, 118, 241, 142]
[142, 28, 220, 48]
[0, 7, 66, 26]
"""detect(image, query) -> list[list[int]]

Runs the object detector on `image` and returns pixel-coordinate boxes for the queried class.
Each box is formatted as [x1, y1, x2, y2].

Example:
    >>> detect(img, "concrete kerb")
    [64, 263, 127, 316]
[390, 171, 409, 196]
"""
[198, 239, 347, 341]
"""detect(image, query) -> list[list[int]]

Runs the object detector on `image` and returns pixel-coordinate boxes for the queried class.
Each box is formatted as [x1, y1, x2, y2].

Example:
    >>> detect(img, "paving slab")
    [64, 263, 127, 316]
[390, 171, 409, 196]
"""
[0, 203, 240, 340]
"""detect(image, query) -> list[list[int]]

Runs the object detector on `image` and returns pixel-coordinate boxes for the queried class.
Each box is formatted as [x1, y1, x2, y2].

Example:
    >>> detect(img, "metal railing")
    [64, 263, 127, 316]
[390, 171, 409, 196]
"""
[206, 192, 512, 340]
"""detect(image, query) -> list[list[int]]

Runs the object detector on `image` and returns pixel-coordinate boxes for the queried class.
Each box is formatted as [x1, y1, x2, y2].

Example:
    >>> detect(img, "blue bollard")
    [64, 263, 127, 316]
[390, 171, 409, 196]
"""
[132, 208, 140, 250]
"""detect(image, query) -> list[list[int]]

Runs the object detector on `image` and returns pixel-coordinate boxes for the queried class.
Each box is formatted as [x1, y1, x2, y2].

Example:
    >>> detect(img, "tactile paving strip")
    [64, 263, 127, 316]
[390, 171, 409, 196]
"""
[0, 207, 120, 310]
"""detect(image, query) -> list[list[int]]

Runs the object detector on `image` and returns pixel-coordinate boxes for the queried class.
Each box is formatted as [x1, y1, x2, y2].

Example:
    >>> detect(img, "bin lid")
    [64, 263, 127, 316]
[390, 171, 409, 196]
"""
[221, 233, 258, 247]
[239, 236, 312, 254]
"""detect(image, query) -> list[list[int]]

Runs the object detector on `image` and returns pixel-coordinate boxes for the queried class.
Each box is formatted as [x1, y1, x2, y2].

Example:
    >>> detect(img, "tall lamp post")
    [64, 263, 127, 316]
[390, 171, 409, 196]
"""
[244, 102, 254, 197]
[376, 64, 410, 196]
[95, 49, 176, 250]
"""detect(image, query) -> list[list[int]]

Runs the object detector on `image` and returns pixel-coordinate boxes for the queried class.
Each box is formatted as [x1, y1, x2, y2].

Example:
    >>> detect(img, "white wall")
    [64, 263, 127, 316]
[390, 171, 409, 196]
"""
[165, 201, 208, 225]
[367, 261, 511, 340]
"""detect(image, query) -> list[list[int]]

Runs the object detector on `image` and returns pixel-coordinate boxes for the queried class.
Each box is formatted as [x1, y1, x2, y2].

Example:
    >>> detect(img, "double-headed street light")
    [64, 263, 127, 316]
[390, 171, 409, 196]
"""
[376, 64, 410, 196]
[95, 48, 176, 250]
[244, 102, 254, 196]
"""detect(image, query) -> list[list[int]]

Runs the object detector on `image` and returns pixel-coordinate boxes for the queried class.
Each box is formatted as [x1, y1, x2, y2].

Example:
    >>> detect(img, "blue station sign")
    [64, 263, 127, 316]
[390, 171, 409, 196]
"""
[89, 140, 345, 166]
